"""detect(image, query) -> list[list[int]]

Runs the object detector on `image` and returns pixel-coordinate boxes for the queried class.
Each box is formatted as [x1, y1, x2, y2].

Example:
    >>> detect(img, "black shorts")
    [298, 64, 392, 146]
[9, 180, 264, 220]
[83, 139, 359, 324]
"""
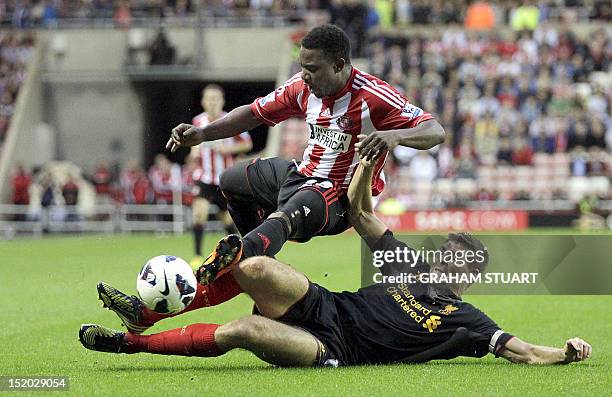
[245, 158, 351, 241]
[274, 282, 355, 366]
[196, 182, 227, 211]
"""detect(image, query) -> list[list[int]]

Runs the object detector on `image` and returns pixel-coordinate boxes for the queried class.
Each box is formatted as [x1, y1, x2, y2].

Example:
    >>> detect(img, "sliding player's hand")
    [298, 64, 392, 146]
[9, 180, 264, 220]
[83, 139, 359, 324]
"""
[359, 153, 377, 168]
[563, 337, 592, 363]
[355, 133, 398, 161]
[166, 123, 203, 152]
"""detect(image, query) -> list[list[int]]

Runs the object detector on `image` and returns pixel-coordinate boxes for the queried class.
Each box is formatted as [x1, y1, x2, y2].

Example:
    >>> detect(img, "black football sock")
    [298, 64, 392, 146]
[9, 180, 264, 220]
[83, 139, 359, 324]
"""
[193, 224, 204, 257]
[241, 218, 290, 258]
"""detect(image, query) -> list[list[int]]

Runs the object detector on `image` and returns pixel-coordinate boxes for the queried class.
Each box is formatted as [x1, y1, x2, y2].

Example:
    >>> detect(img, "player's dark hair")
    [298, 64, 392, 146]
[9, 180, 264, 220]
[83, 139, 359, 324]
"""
[203, 83, 225, 97]
[448, 232, 489, 273]
[301, 24, 351, 64]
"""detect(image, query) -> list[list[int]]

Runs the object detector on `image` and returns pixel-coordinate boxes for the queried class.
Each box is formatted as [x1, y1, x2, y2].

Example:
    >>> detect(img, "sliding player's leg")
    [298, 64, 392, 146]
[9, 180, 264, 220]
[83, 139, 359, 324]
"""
[97, 268, 243, 334]
[79, 315, 320, 367]
[233, 256, 309, 318]
[98, 241, 306, 333]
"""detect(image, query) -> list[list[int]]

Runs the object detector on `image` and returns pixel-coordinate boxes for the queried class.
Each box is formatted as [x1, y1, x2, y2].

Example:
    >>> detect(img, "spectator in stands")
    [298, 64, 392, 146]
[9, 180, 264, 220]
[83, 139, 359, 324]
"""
[11, 163, 30, 221]
[331, 0, 368, 57]
[114, 0, 132, 29]
[149, 30, 176, 66]
[40, 173, 55, 208]
[511, 137, 534, 166]
[149, 154, 176, 204]
[567, 120, 590, 151]
[409, 151, 437, 182]
[510, 0, 540, 31]
[464, 1, 496, 31]
[62, 175, 80, 221]
[587, 147, 609, 177]
[588, 119, 607, 150]
[91, 161, 113, 202]
[474, 111, 499, 164]
[497, 137, 513, 165]
[570, 147, 589, 177]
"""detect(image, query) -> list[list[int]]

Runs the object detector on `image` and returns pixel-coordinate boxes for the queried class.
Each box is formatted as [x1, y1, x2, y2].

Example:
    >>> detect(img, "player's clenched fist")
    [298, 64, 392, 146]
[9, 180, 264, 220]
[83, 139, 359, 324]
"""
[166, 123, 204, 152]
[563, 337, 592, 363]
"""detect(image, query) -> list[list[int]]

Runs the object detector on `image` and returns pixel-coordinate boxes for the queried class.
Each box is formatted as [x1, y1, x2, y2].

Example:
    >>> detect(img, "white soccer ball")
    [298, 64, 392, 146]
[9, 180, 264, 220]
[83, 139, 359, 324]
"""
[136, 255, 197, 314]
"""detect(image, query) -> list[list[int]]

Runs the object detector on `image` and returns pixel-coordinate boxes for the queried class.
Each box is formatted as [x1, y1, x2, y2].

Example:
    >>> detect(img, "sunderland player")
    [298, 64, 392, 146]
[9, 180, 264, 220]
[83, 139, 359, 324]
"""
[80, 157, 591, 367]
[166, 24, 445, 284]
[190, 84, 252, 264]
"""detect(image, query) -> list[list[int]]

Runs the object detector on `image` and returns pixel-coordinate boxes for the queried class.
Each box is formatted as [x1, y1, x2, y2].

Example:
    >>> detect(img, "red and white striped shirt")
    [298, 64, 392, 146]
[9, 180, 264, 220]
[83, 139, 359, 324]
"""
[250, 67, 433, 196]
[192, 111, 252, 186]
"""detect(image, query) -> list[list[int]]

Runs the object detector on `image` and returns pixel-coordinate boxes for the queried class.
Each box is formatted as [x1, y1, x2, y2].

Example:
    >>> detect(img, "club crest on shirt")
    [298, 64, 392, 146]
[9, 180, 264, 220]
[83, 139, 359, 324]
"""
[401, 103, 423, 119]
[337, 114, 353, 130]
[439, 304, 459, 315]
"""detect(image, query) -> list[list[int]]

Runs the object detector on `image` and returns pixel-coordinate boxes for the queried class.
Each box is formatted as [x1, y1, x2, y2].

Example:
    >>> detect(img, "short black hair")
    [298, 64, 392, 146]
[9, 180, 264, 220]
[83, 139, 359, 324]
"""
[301, 24, 351, 64]
[448, 232, 489, 273]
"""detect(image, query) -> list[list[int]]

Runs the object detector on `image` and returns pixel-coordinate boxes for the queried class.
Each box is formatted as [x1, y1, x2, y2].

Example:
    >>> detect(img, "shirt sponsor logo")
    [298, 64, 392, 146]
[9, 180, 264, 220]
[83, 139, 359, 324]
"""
[308, 124, 351, 153]
[401, 103, 423, 119]
[386, 284, 431, 324]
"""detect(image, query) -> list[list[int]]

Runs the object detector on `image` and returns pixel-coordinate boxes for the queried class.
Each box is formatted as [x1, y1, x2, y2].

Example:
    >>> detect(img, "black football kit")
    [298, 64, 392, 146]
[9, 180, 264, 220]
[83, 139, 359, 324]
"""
[272, 230, 514, 366]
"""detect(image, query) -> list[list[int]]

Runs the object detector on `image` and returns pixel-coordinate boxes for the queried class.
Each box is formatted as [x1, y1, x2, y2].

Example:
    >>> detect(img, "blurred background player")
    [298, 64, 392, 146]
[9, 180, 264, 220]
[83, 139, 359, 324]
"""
[189, 84, 252, 266]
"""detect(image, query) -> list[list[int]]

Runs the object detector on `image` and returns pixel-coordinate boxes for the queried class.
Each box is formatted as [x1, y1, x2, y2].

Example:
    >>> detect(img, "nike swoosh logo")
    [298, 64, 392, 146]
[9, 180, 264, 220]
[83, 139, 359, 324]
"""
[160, 270, 170, 296]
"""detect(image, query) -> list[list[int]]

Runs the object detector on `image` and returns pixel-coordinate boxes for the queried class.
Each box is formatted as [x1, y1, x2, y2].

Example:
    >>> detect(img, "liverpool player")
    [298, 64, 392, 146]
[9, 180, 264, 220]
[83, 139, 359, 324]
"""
[166, 24, 445, 284]
[189, 84, 252, 265]
[81, 156, 592, 366]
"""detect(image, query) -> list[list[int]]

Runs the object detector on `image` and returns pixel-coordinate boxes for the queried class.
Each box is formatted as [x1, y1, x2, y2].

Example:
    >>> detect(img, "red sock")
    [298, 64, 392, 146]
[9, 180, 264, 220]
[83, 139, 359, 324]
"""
[123, 323, 222, 356]
[140, 271, 243, 325]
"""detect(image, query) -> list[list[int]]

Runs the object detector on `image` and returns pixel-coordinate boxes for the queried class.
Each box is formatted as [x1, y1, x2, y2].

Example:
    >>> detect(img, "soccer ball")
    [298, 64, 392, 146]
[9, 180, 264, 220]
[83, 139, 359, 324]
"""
[136, 255, 198, 314]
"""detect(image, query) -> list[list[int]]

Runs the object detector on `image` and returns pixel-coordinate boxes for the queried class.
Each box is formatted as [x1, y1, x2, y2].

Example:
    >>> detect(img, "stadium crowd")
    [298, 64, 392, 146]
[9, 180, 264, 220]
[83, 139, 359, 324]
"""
[362, 25, 610, 204]
[0, 32, 33, 148]
[0, 0, 608, 29]
[10, 154, 204, 210]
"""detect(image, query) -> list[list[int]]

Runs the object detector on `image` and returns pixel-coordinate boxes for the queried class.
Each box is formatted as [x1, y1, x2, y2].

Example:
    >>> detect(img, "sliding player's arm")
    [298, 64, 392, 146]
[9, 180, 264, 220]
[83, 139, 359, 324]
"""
[499, 336, 591, 364]
[167, 105, 261, 152]
[347, 158, 387, 249]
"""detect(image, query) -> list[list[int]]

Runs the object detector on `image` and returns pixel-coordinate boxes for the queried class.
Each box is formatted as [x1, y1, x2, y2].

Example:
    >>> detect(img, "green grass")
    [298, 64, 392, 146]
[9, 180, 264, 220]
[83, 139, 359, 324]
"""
[0, 231, 610, 396]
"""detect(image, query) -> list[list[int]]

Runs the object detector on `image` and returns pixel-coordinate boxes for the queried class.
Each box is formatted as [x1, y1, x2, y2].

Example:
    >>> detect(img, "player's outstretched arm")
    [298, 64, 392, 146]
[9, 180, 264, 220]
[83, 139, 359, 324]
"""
[167, 105, 262, 152]
[355, 119, 445, 161]
[499, 336, 591, 364]
[347, 158, 387, 249]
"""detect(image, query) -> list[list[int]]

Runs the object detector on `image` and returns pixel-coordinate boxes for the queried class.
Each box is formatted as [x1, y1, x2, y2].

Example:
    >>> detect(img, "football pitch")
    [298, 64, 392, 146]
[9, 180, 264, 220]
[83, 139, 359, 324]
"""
[1, 231, 610, 396]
